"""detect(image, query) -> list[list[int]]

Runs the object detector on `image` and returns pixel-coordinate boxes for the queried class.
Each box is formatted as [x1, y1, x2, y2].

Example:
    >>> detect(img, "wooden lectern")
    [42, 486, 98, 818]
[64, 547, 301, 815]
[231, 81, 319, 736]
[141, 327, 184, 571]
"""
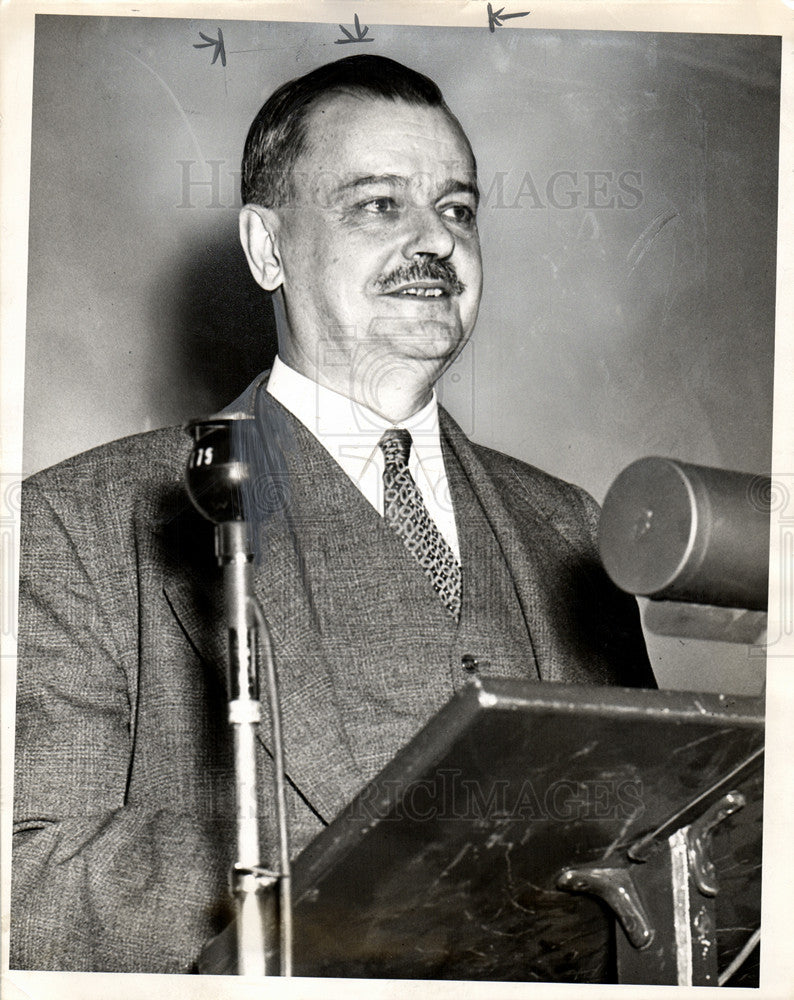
[204, 677, 763, 985]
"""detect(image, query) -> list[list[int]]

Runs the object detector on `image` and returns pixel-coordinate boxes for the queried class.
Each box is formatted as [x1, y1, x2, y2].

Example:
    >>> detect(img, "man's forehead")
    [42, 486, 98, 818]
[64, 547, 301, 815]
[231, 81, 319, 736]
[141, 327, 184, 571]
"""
[297, 92, 477, 180]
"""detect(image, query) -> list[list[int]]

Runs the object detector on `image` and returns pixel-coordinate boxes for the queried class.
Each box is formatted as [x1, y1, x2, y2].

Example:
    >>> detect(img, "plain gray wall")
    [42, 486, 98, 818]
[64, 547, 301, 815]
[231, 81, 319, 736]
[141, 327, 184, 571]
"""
[23, 16, 779, 693]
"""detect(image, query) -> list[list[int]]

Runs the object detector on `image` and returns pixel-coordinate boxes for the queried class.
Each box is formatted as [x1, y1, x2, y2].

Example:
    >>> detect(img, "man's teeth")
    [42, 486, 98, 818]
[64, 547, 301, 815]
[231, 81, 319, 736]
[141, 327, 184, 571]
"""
[398, 287, 444, 297]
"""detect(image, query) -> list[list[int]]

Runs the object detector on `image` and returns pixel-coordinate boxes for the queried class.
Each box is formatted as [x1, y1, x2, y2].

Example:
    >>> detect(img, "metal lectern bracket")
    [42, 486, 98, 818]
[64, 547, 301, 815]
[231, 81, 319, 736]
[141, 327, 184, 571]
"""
[556, 865, 654, 949]
[627, 748, 761, 863]
[686, 790, 746, 897]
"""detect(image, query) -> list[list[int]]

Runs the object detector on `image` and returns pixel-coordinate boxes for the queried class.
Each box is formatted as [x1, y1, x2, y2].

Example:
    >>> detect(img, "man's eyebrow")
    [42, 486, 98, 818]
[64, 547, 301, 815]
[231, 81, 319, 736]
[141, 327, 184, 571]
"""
[333, 174, 480, 206]
[334, 174, 406, 195]
[437, 178, 480, 206]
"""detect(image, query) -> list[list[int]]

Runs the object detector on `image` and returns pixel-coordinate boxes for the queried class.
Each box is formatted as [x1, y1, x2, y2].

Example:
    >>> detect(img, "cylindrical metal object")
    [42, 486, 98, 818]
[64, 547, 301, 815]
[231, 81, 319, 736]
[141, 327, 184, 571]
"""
[231, 867, 275, 977]
[598, 458, 770, 610]
[236, 888, 268, 977]
[184, 413, 292, 977]
[230, 702, 262, 867]
[218, 523, 258, 700]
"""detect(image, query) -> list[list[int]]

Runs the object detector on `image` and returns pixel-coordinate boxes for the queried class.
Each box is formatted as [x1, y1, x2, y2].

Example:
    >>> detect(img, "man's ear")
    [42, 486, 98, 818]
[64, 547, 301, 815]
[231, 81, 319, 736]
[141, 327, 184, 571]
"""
[239, 204, 283, 292]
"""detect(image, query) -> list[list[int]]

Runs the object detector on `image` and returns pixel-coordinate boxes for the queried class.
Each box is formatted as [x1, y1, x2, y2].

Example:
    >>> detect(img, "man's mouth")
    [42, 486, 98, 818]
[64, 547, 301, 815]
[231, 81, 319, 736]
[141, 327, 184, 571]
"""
[376, 260, 465, 298]
[389, 283, 447, 298]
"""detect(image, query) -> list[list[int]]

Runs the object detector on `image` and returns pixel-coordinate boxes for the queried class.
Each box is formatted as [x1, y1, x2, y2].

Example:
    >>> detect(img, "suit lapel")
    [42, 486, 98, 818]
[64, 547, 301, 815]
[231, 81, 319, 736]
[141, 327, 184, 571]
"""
[439, 408, 604, 683]
[160, 379, 366, 824]
[247, 392, 367, 821]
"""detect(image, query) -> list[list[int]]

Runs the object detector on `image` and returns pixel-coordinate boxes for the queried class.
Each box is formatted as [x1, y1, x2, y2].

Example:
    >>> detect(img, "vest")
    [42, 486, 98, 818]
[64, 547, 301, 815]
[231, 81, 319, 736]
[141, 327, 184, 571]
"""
[254, 412, 539, 787]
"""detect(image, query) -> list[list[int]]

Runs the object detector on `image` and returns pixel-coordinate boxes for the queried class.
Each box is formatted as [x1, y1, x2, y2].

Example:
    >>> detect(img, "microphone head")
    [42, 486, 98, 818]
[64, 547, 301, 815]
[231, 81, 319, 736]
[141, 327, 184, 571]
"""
[184, 414, 256, 524]
[598, 456, 769, 610]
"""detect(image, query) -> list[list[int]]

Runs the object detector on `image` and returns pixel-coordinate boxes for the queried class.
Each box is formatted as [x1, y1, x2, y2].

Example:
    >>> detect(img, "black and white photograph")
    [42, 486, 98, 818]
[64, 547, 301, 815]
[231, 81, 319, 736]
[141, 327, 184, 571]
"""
[1, 4, 791, 997]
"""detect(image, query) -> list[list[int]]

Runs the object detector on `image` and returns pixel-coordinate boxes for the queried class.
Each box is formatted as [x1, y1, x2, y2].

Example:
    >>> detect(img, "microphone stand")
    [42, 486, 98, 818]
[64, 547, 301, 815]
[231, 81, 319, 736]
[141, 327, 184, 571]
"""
[186, 415, 292, 976]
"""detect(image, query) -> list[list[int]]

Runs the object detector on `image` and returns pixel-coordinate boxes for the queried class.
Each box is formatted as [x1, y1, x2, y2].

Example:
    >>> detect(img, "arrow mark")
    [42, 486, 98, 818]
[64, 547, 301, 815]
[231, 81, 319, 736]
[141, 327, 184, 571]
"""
[336, 13, 375, 44]
[487, 3, 530, 32]
[194, 28, 227, 67]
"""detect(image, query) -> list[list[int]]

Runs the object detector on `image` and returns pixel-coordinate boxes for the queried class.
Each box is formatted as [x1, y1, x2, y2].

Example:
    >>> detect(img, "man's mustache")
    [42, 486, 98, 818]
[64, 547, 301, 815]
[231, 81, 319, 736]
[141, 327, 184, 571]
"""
[375, 259, 465, 296]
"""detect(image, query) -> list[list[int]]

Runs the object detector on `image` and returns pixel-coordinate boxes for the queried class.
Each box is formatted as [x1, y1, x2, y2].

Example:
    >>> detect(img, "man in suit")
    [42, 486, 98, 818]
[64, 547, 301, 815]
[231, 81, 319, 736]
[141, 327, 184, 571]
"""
[12, 54, 654, 974]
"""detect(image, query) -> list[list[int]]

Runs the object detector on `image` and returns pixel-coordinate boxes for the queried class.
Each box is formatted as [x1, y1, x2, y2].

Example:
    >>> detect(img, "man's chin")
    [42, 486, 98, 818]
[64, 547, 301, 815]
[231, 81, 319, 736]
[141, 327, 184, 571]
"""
[392, 338, 465, 368]
[365, 316, 467, 354]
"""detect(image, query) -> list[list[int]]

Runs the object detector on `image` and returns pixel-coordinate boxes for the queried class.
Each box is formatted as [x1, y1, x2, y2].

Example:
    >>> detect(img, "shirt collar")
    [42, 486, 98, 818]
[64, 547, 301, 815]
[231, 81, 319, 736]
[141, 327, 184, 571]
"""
[265, 357, 459, 555]
[265, 355, 444, 484]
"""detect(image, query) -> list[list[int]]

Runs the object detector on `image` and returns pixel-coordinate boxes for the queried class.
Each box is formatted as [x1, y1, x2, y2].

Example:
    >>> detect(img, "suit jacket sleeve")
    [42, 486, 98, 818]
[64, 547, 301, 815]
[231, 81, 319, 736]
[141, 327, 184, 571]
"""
[463, 424, 655, 688]
[564, 479, 656, 688]
[11, 474, 232, 973]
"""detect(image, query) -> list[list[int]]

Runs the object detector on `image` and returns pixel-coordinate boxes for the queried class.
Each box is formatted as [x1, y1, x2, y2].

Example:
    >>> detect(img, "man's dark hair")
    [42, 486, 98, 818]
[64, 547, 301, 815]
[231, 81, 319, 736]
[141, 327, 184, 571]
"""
[241, 54, 468, 207]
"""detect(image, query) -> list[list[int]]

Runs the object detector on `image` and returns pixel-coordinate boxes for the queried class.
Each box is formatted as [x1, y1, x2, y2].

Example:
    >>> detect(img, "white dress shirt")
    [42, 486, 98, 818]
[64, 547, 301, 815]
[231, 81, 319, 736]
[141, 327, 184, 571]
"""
[266, 355, 461, 562]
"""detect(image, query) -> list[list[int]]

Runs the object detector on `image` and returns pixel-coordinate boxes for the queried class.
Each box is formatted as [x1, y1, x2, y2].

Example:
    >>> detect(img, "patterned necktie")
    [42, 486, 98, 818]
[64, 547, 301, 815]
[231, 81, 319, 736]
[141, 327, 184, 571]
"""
[379, 429, 462, 620]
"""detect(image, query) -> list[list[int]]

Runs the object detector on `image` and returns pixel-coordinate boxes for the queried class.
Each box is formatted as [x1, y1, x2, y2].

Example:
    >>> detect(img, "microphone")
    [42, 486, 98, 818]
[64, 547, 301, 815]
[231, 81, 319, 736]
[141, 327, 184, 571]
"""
[185, 414, 292, 977]
[598, 457, 770, 612]
[186, 414, 257, 702]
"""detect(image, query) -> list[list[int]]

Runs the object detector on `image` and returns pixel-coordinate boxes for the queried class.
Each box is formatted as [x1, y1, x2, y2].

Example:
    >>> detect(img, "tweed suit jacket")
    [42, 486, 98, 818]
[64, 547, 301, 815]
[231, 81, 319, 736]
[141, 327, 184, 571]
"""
[12, 374, 654, 973]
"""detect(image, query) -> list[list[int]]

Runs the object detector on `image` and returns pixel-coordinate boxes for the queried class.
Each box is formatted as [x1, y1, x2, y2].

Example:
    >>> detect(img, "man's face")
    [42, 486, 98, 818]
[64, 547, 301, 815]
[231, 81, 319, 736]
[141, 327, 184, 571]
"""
[268, 94, 482, 410]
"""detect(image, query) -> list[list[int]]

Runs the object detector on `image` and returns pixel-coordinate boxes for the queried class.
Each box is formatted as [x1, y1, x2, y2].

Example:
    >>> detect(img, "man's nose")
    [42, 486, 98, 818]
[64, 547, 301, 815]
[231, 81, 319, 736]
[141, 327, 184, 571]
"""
[401, 207, 455, 261]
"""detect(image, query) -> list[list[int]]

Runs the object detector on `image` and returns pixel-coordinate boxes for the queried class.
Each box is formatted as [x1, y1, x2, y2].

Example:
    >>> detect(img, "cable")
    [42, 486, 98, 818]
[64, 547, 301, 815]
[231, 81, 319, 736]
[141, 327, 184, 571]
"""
[717, 927, 760, 987]
[250, 594, 293, 977]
